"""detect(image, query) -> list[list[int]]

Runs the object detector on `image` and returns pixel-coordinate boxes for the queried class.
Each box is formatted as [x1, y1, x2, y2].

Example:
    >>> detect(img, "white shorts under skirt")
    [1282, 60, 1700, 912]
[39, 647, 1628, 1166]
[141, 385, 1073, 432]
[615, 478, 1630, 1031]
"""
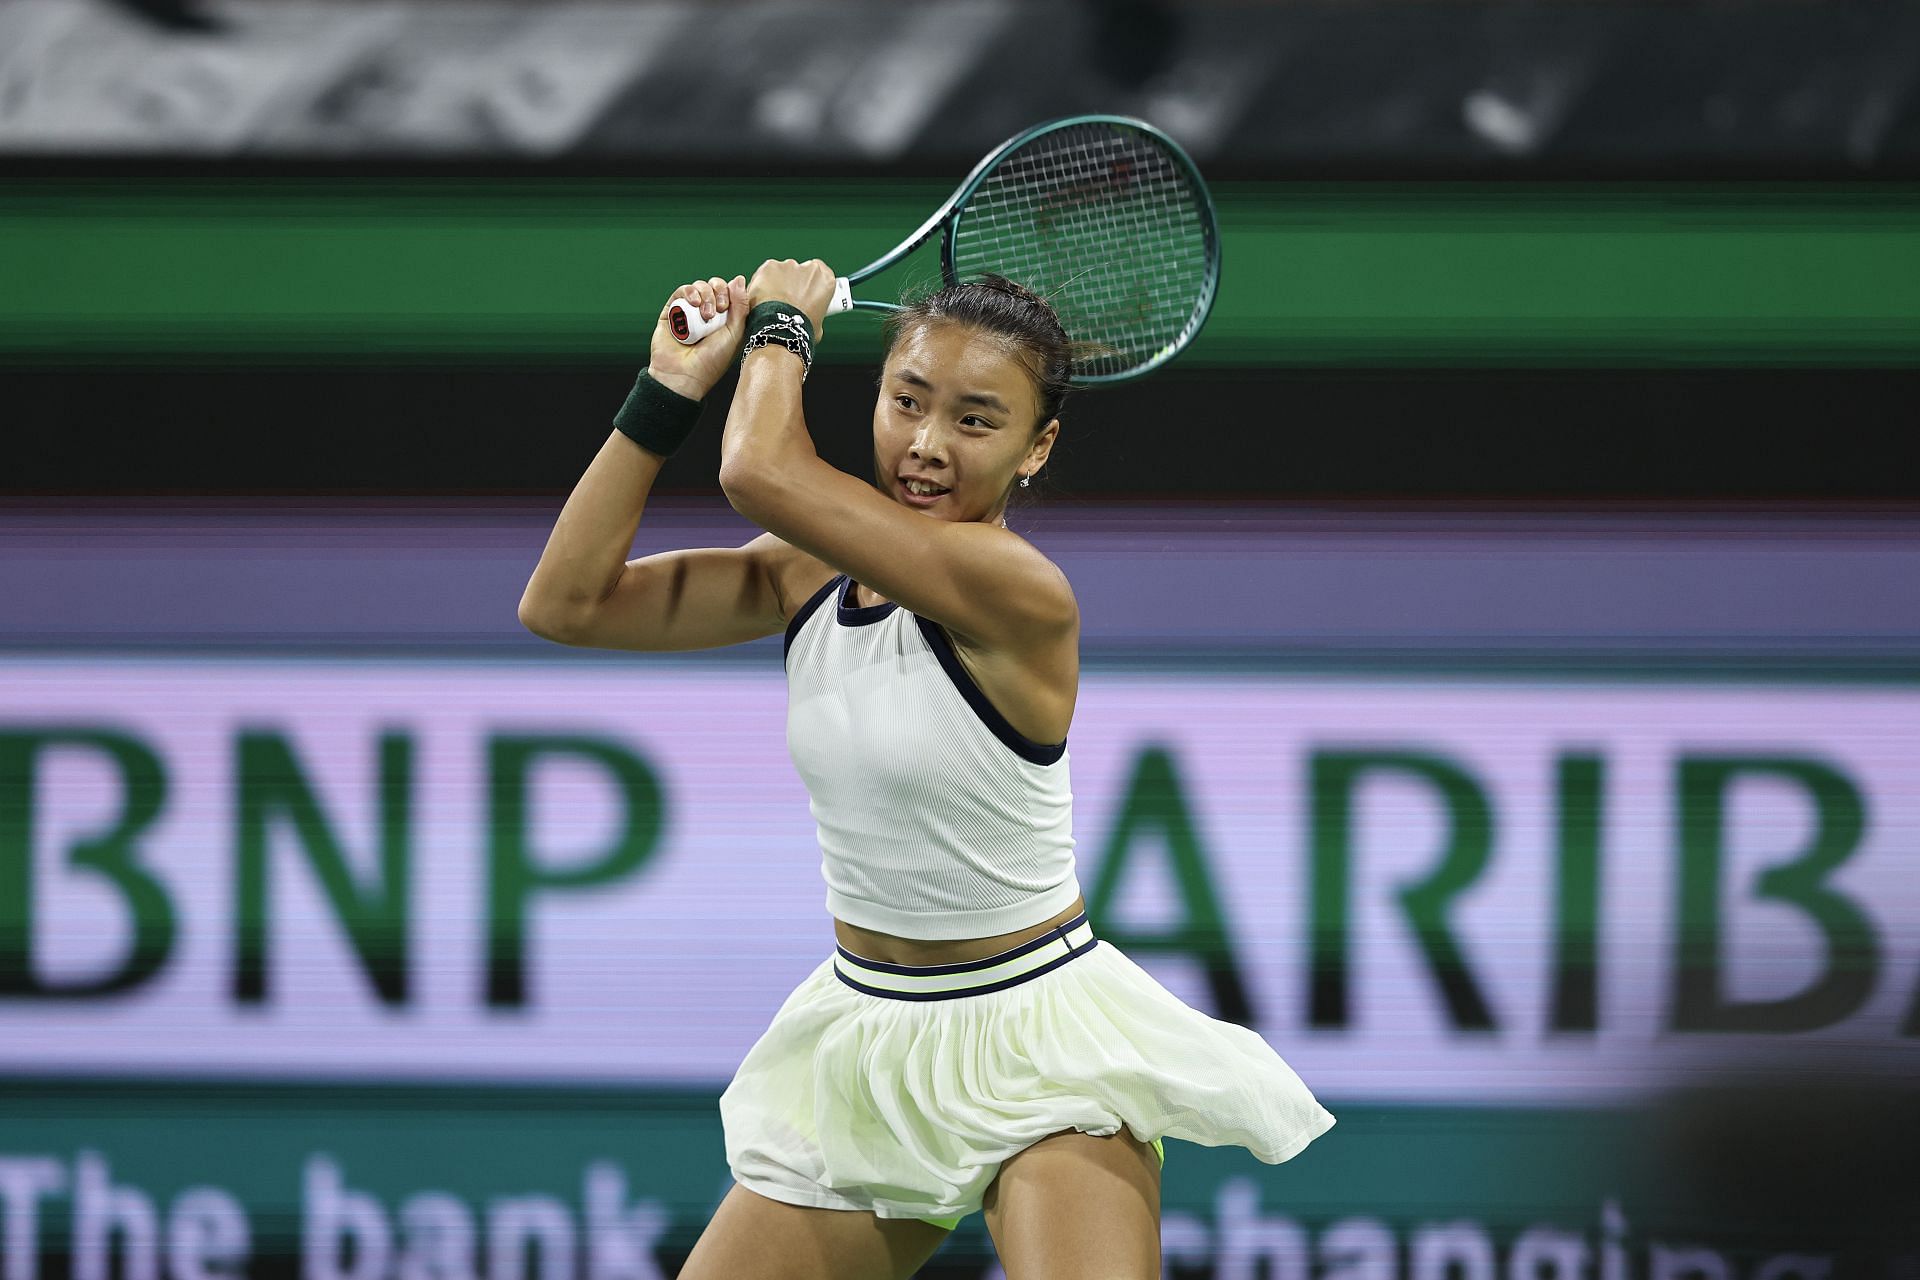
[719, 911, 1337, 1224]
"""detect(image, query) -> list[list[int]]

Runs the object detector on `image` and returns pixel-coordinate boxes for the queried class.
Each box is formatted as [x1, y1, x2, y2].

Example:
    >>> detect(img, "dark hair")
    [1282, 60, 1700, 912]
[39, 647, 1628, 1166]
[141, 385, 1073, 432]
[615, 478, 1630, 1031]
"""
[881, 274, 1072, 433]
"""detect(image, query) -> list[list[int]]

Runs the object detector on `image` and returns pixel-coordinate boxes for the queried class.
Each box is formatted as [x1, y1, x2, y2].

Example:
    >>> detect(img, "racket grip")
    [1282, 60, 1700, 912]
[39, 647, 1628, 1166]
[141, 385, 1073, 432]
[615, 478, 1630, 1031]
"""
[668, 277, 854, 346]
[667, 299, 729, 345]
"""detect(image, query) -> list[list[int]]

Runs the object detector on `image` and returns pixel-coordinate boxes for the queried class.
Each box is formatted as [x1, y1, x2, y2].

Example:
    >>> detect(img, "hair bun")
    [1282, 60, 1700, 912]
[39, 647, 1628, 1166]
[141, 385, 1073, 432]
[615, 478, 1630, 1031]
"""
[974, 273, 1049, 308]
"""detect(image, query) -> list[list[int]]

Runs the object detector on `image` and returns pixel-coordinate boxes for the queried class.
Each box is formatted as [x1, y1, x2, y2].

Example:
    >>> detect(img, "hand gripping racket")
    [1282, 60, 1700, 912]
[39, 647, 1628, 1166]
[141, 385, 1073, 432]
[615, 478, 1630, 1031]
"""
[667, 114, 1221, 384]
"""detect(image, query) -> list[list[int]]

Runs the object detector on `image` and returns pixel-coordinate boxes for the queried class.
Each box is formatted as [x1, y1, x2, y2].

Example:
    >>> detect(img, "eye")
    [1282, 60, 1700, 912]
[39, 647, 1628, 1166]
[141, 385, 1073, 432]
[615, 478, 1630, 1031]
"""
[961, 415, 994, 429]
[894, 394, 917, 411]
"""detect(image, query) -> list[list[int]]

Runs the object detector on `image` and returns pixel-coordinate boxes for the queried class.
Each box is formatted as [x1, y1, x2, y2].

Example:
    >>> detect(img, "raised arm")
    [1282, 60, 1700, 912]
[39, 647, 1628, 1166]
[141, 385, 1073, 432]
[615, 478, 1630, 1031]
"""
[716, 260, 1073, 652]
[519, 275, 803, 651]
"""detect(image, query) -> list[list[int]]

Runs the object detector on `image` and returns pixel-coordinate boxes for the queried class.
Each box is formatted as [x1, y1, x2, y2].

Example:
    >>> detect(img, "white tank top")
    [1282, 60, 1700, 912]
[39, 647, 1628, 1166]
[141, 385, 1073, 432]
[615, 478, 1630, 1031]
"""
[784, 573, 1080, 940]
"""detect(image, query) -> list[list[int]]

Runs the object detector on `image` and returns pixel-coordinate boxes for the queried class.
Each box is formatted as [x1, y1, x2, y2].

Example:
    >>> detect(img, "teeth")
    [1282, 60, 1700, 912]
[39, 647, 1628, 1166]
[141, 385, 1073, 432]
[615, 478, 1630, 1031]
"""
[905, 480, 948, 496]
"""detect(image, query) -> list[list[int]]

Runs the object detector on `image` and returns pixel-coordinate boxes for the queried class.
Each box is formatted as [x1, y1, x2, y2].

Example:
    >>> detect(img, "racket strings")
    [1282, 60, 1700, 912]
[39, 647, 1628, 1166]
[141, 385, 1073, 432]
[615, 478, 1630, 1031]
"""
[950, 122, 1213, 381]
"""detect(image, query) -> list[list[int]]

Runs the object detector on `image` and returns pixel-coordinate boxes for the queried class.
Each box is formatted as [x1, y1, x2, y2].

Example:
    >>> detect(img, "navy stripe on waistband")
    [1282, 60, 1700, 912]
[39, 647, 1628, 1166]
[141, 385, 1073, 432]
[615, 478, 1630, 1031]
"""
[833, 911, 1090, 977]
[834, 938, 1099, 1002]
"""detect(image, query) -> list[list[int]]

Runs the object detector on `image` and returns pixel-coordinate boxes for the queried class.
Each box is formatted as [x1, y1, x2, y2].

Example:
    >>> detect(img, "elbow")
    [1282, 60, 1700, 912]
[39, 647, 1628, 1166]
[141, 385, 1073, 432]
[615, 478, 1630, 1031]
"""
[517, 592, 579, 645]
[718, 454, 775, 525]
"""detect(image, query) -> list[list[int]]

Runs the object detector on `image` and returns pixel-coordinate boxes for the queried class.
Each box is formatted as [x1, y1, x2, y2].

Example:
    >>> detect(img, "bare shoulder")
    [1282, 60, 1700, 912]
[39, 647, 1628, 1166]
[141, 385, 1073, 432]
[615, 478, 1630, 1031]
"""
[1019, 534, 1077, 614]
[969, 526, 1079, 644]
[742, 531, 837, 623]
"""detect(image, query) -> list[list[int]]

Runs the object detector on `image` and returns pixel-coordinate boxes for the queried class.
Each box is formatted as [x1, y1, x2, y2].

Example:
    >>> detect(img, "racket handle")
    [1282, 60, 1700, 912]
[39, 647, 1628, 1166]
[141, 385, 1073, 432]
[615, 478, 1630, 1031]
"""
[667, 299, 728, 345]
[669, 277, 856, 346]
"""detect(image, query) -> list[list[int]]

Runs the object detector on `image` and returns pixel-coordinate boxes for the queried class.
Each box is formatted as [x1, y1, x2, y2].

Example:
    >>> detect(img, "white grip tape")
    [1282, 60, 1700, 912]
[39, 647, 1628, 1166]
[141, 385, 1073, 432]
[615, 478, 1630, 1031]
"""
[669, 276, 852, 346]
[668, 298, 727, 345]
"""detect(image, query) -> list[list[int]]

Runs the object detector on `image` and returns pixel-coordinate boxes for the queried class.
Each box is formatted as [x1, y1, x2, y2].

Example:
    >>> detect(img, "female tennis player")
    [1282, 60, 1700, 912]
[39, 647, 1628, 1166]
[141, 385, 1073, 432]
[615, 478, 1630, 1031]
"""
[518, 259, 1335, 1280]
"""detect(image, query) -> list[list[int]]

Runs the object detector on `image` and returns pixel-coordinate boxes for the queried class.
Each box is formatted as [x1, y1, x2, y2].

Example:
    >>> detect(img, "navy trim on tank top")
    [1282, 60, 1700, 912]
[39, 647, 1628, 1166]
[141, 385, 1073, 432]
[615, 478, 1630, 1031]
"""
[783, 574, 841, 660]
[797, 572, 1068, 765]
[835, 574, 899, 626]
[914, 615, 1068, 765]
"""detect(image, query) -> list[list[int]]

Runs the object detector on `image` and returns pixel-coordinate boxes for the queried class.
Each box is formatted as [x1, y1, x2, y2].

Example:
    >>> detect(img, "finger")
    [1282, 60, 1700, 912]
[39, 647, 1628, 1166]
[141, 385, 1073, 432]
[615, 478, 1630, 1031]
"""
[708, 277, 731, 313]
[660, 282, 694, 324]
[723, 279, 748, 325]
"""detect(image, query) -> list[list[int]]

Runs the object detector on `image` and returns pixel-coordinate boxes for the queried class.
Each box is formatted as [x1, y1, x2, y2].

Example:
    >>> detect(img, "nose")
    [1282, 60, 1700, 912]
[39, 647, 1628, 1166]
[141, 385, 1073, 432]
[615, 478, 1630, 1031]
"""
[909, 423, 948, 467]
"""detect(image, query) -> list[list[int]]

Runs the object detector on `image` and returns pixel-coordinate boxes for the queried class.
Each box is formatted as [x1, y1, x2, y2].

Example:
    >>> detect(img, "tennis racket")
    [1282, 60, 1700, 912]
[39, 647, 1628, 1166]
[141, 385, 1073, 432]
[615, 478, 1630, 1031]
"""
[667, 114, 1221, 384]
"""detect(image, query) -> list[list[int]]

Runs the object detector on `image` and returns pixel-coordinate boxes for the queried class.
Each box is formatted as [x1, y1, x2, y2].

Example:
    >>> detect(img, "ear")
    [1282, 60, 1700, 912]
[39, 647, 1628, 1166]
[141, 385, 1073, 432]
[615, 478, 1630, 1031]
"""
[1025, 418, 1060, 473]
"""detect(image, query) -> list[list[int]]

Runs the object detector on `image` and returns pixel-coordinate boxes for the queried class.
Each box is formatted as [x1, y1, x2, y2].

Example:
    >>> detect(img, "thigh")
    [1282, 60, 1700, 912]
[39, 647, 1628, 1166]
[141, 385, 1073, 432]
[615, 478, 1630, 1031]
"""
[677, 1182, 951, 1280]
[982, 1129, 1162, 1280]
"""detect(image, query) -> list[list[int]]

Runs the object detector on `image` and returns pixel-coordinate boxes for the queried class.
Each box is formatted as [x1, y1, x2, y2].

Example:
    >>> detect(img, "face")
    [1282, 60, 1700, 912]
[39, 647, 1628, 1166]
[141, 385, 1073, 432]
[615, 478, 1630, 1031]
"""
[873, 322, 1059, 525]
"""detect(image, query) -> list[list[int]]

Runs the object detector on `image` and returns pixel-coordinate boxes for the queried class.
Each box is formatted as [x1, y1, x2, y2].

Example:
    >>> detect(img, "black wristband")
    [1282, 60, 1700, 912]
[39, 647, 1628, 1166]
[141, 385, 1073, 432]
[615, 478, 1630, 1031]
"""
[741, 300, 816, 381]
[745, 300, 816, 342]
[612, 369, 704, 458]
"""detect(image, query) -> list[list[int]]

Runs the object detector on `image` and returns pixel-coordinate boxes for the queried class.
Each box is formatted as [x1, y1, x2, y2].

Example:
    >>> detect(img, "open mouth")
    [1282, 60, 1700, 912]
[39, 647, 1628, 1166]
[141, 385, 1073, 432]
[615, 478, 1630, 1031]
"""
[899, 478, 952, 504]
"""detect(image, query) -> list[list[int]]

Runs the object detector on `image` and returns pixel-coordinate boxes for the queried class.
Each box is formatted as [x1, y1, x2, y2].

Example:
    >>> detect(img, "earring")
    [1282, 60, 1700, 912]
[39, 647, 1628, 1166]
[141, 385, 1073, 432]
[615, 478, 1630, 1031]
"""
[1019, 474, 1031, 488]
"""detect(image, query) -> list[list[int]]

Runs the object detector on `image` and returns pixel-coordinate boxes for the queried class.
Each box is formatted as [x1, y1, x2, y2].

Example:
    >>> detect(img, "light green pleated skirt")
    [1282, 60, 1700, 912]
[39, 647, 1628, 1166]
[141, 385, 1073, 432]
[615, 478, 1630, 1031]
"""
[719, 921, 1336, 1227]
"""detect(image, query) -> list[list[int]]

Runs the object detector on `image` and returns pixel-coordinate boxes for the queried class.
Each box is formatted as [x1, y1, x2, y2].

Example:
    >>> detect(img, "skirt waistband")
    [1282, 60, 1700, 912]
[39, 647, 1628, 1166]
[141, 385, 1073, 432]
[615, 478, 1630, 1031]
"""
[833, 911, 1098, 1001]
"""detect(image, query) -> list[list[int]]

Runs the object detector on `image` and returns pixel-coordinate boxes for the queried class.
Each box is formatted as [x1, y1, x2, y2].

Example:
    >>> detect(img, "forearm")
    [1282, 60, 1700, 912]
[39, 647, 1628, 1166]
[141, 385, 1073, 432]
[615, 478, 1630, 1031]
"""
[718, 346, 819, 512]
[519, 430, 666, 625]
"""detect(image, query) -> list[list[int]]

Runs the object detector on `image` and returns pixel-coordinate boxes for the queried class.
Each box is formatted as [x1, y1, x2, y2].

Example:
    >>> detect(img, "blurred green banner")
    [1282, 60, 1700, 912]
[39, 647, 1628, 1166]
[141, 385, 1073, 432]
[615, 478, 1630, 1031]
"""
[3, 180, 1917, 364]
[0, 1079, 1658, 1279]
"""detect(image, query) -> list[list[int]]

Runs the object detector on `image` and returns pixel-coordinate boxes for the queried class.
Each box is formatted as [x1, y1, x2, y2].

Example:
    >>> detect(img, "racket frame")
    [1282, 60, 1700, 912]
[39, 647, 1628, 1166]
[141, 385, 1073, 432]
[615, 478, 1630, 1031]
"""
[673, 114, 1220, 384]
[846, 114, 1221, 384]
